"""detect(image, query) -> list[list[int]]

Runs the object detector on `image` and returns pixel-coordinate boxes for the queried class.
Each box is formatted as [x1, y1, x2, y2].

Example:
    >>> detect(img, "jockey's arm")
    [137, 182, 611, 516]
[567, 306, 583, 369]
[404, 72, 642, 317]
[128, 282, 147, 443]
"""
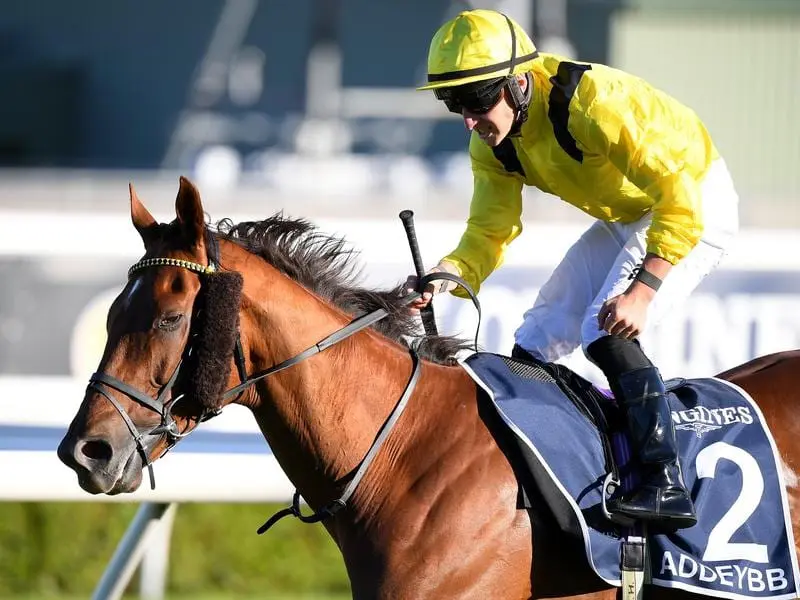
[633, 252, 673, 298]
[441, 134, 524, 297]
[575, 83, 712, 268]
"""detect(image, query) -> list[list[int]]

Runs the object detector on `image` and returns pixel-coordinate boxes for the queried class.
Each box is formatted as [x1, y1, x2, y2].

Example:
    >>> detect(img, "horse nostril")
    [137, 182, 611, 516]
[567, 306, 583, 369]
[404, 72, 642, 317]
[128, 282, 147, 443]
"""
[79, 439, 113, 463]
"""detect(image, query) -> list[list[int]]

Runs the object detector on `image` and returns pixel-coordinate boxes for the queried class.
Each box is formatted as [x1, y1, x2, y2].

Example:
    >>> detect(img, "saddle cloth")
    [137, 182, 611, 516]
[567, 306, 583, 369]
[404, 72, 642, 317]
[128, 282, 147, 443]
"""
[460, 352, 799, 600]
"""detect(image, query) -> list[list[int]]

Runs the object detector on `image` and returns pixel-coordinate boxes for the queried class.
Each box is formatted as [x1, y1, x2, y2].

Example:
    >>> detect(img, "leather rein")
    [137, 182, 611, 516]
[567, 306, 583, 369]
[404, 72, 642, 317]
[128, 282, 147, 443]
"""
[85, 236, 480, 530]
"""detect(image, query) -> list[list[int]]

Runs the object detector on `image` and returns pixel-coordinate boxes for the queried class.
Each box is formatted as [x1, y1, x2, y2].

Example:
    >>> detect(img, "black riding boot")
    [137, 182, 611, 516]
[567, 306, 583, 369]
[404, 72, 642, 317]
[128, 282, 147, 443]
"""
[608, 366, 697, 529]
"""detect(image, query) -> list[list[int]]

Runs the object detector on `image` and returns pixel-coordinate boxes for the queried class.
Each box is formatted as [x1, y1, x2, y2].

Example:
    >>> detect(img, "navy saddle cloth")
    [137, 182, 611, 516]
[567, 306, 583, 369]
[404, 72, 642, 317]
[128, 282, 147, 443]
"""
[460, 352, 799, 600]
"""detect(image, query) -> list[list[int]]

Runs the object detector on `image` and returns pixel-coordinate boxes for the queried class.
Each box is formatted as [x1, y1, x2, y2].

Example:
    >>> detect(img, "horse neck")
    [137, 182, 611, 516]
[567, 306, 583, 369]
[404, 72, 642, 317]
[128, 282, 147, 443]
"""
[225, 244, 416, 508]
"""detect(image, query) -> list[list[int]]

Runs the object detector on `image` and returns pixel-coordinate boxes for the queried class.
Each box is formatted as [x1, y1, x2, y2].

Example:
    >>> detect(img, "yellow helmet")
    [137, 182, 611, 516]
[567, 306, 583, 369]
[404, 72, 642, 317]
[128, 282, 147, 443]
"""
[418, 9, 539, 91]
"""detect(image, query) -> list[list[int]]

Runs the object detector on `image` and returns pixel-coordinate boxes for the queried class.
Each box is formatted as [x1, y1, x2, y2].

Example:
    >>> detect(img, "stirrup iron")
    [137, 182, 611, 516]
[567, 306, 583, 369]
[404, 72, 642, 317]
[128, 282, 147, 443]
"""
[601, 471, 636, 528]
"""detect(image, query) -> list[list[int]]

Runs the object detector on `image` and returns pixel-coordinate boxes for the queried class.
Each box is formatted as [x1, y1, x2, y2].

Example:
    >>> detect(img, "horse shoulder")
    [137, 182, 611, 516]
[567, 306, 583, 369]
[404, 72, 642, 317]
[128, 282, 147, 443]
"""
[369, 362, 536, 597]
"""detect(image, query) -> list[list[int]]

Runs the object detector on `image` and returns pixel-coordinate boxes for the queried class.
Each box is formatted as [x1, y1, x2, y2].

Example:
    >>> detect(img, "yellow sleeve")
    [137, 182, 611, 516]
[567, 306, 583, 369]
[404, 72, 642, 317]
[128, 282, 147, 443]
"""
[577, 76, 712, 264]
[443, 133, 524, 296]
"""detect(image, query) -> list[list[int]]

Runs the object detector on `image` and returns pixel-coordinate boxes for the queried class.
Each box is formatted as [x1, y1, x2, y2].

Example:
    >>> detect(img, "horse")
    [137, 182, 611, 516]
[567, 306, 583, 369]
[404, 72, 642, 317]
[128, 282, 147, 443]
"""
[58, 177, 800, 600]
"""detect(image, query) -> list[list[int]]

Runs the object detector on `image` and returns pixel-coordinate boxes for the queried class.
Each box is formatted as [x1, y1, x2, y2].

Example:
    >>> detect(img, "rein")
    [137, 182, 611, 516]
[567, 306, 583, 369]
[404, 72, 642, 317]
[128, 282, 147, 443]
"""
[252, 271, 480, 532]
[258, 351, 421, 532]
[87, 233, 482, 531]
[221, 302, 404, 400]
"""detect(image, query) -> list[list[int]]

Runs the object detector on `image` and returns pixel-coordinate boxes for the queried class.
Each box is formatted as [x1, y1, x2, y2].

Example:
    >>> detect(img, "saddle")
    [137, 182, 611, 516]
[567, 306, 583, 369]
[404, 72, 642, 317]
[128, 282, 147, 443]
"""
[460, 351, 799, 600]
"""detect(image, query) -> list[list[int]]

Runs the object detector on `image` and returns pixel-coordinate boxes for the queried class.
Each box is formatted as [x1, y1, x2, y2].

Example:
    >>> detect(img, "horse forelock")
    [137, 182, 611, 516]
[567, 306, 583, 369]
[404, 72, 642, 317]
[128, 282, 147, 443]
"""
[211, 214, 472, 365]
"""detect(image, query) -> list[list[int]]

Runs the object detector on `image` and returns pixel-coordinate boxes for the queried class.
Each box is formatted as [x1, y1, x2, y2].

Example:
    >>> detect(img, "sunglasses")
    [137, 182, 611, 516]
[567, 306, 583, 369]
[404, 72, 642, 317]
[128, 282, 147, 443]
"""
[434, 78, 507, 115]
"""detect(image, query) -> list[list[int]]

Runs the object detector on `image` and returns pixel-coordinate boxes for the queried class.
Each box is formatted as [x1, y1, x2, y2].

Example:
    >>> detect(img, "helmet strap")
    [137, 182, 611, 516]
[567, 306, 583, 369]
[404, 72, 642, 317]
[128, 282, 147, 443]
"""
[500, 13, 531, 131]
[507, 72, 533, 133]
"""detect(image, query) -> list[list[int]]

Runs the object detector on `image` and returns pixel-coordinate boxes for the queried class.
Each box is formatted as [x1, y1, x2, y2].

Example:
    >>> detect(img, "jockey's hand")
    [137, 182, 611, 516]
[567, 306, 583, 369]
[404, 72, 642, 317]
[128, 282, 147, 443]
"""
[597, 283, 656, 340]
[404, 261, 459, 311]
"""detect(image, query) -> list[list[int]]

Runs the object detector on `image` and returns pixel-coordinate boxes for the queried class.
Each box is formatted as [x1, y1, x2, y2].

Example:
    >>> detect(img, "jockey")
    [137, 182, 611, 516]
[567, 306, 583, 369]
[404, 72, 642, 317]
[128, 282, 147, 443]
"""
[406, 9, 739, 529]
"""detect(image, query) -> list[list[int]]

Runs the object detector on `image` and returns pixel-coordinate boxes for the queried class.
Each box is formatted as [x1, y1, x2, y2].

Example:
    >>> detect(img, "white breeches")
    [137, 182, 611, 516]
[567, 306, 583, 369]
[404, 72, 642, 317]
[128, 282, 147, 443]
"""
[514, 159, 740, 363]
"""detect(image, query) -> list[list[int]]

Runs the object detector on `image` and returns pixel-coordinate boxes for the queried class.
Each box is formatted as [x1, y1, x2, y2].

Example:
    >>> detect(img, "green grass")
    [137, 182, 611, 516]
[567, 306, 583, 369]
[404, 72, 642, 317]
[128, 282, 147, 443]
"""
[169, 596, 351, 600]
[0, 502, 351, 598]
[2, 596, 351, 600]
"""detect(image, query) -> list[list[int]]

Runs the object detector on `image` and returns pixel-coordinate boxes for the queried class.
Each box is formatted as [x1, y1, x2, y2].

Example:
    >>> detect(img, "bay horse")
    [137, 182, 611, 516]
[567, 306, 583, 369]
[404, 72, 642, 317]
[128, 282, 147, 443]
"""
[58, 177, 800, 600]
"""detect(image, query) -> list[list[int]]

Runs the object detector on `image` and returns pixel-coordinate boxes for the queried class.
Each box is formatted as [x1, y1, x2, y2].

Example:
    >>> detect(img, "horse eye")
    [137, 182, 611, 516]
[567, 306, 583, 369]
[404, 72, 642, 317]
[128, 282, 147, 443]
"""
[157, 314, 183, 330]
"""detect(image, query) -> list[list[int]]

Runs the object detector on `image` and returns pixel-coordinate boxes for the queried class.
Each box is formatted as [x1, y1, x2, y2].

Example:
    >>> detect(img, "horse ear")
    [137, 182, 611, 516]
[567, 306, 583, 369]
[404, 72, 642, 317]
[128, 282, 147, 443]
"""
[130, 183, 157, 240]
[175, 176, 206, 246]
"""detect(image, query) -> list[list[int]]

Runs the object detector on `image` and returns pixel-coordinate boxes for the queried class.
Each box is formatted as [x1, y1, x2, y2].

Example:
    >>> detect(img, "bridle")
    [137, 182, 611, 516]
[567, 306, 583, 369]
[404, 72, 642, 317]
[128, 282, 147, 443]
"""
[86, 230, 481, 529]
[86, 256, 224, 490]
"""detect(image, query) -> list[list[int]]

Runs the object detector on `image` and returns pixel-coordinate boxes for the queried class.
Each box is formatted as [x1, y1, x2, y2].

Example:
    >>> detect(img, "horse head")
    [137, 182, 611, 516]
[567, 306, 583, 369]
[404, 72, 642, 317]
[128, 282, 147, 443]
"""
[58, 177, 243, 494]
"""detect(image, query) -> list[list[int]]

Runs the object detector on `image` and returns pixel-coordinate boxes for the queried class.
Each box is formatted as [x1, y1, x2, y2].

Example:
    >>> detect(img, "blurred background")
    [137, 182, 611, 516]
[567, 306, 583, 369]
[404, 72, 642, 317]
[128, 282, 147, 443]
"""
[0, 1, 798, 598]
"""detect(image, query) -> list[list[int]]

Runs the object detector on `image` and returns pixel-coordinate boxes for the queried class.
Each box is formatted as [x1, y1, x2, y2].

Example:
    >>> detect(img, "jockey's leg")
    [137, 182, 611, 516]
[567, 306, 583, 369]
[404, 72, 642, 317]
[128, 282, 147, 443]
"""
[587, 335, 697, 528]
[577, 175, 736, 527]
[514, 220, 622, 362]
[577, 217, 697, 528]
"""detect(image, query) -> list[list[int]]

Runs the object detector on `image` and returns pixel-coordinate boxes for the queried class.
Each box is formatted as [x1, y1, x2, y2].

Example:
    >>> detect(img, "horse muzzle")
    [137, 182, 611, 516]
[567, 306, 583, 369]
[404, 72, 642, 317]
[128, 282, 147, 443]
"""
[57, 428, 143, 494]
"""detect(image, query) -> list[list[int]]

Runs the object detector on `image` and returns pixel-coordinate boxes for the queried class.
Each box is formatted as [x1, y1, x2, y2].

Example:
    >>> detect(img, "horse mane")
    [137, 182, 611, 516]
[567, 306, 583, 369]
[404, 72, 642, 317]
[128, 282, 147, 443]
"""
[212, 214, 473, 365]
